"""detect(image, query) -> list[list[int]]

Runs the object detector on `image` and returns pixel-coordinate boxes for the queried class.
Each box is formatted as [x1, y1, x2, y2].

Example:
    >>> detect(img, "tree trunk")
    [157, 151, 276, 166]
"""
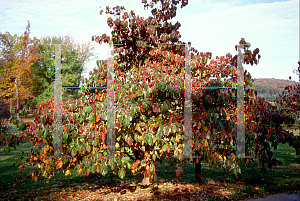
[9, 99, 12, 119]
[139, 168, 151, 187]
[15, 79, 19, 120]
[195, 151, 202, 184]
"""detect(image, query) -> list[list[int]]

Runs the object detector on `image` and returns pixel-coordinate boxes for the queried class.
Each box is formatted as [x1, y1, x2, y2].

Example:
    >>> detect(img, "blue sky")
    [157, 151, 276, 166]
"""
[0, 0, 299, 82]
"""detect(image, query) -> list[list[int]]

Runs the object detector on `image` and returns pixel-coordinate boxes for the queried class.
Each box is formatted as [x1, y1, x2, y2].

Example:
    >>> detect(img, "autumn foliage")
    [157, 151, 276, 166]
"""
[5, 0, 300, 184]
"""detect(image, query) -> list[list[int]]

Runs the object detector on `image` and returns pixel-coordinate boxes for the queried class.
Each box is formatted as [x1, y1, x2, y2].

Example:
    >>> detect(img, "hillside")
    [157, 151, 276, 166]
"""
[252, 78, 300, 102]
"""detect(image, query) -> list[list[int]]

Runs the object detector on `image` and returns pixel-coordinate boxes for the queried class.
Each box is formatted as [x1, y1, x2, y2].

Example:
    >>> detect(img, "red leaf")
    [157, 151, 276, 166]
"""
[85, 170, 90, 177]
[82, 146, 86, 155]
[132, 160, 141, 170]
[100, 132, 105, 141]
[95, 114, 100, 123]
[166, 146, 170, 153]
[116, 118, 120, 129]
[168, 116, 173, 124]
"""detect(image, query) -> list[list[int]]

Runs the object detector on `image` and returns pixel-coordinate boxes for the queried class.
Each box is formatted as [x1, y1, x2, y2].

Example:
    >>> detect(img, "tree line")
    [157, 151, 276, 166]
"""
[0, 21, 94, 119]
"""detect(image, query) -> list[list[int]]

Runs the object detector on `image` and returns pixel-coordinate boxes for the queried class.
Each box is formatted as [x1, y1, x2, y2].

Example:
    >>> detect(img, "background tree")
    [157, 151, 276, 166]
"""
[25, 35, 94, 109]
[275, 65, 300, 134]
[0, 32, 19, 116]
[0, 21, 41, 118]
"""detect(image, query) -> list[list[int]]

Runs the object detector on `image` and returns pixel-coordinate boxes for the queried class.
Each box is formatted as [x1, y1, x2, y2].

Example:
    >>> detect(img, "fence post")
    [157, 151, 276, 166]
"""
[236, 42, 246, 158]
[53, 44, 63, 158]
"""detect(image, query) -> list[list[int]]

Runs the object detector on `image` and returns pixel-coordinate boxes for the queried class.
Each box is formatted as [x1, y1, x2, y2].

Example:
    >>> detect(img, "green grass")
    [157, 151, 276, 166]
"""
[0, 122, 299, 200]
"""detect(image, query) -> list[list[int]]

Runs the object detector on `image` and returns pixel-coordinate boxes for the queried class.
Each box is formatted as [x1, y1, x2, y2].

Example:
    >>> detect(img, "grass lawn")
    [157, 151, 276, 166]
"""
[0, 119, 299, 200]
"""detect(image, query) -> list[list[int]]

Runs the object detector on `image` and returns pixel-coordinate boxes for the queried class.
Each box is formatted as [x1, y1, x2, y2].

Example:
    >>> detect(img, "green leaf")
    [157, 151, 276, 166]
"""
[82, 96, 86, 103]
[163, 102, 168, 110]
[141, 114, 146, 121]
[132, 85, 137, 94]
[79, 117, 84, 124]
[78, 144, 83, 153]
[72, 130, 77, 137]
[212, 129, 217, 137]
[125, 118, 130, 127]
[144, 135, 149, 145]
[85, 106, 92, 113]
[162, 144, 167, 152]
[86, 144, 91, 153]
[71, 147, 76, 157]
[37, 130, 43, 138]
[67, 125, 72, 132]
[118, 168, 125, 179]
[143, 102, 148, 110]
[127, 162, 132, 169]
[17, 121, 25, 130]
[63, 133, 68, 141]
[153, 154, 156, 161]
[89, 114, 95, 122]
[152, 87, 157, 95]
[103, 165, 108, 175]
[218, 120, 224, 130]
[43, 130, 49, 139]
[148, 136, 153, 146]
[171, 125, 176, 133]
[73, 113, 78, 120]
[132, 107, 137, 116]
[91, 165, 96, 173]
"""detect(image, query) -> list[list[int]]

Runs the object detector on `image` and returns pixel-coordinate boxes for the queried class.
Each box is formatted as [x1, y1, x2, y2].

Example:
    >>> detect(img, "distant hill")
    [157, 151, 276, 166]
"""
[252, 78, 300, 102]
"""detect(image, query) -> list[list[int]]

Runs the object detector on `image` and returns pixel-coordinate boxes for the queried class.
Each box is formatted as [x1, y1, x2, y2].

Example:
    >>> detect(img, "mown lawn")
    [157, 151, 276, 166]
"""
[0, 120, 299, 200]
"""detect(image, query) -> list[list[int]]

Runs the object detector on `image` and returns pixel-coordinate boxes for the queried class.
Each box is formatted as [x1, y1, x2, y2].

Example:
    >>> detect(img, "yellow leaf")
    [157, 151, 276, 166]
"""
[57, 161, 63, 169]
[115, 142, 119, 149]
[158, 114, 162, 122]
[176, 135, 179, 143]
[65, 169, 70, 176]
[113, 168, 118, 175]
[32, 175, 38, 181]
[197, 121, 201, 129]
[204, 126, 208, 132]
[136, 124, 141, 133]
